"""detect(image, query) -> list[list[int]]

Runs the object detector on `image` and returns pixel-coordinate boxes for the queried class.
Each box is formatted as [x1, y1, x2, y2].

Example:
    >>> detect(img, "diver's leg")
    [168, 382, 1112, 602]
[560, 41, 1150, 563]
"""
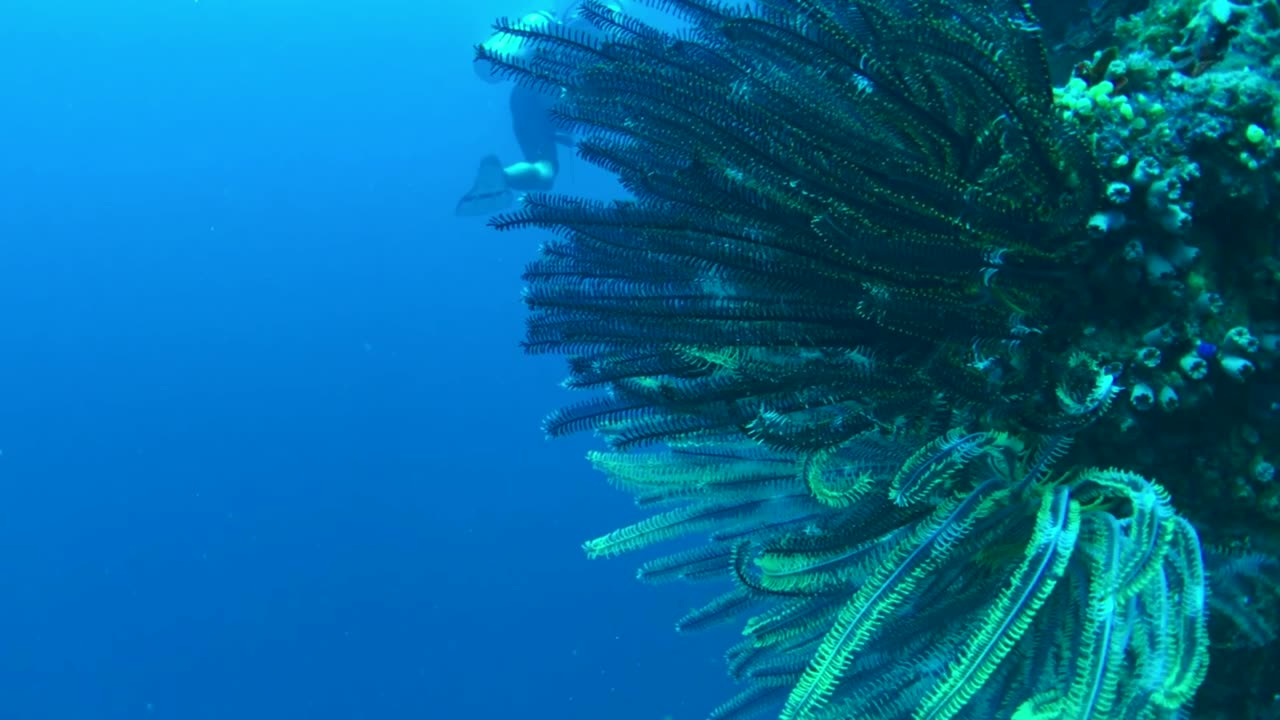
[455, 87, 561, 216]
[503, 160, 556, 191]
[508, 86, 560, 189]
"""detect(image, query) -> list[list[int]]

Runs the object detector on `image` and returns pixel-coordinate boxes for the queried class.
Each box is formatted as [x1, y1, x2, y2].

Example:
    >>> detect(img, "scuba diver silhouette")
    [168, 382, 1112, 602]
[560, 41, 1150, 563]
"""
[455, 1, 623, 216]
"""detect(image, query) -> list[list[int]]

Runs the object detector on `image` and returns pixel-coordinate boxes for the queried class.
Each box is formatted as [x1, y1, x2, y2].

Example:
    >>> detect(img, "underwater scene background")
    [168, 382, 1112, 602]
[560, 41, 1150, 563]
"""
[1, 0, 1278, 719]
[0, 1, 728, 718]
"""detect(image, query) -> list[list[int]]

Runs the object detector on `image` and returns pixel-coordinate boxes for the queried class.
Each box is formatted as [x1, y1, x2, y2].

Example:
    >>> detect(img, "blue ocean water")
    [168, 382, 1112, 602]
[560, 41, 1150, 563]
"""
[0, 1, 730, 718]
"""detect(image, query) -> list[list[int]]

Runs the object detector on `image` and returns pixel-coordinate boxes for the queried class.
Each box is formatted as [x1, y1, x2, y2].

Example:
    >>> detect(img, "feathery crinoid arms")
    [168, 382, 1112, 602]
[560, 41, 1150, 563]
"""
[578, 428, 1210, 720]
[485, 0, 1213, 718]
[1206, 546, 1280, 649]
[495, 0, 1102, 444]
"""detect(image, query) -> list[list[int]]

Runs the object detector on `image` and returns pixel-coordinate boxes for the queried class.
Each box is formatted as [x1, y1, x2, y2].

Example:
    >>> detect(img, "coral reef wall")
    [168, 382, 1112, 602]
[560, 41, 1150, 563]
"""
[1046, 0, 1280, 714]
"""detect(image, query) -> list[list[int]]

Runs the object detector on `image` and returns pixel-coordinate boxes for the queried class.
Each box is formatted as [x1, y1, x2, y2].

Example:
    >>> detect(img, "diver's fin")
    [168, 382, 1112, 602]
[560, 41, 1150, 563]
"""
[455, 155, 513, 216]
